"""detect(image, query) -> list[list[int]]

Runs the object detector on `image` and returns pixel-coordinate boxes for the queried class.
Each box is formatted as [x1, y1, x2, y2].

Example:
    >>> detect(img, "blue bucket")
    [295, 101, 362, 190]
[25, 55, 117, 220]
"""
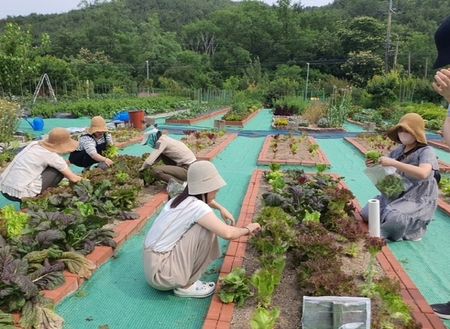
[113, 111, 130, 122]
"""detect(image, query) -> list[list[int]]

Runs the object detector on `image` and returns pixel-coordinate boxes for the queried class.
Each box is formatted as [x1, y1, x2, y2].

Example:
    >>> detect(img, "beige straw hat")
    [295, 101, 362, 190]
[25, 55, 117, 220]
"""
[39, 127, 79, 154]
[187, 161, 226, 195]
[86, 116, 109, 134]
[387, 113, 427, 145]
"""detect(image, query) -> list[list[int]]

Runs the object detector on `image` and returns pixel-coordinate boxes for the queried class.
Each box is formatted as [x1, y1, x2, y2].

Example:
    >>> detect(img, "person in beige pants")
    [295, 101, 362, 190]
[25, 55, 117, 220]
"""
[140, 128, 197, 184]
[142, 161, 261, 298]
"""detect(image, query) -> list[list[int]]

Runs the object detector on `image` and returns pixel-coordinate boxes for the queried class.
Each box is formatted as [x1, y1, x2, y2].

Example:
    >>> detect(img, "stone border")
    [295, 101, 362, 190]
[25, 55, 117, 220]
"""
[196, 134, 238, 161]
[164, 108, 261, 128]
[203, 169, 446, 329]
[428, 140, 450, 152]
[257, 135, 330, 166]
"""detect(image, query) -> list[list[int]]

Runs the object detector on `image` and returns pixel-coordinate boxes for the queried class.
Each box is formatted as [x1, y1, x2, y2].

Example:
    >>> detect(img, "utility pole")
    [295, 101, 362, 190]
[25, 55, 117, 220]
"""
[146, 60, 149, 80]
[385, 0, 393, 73]
[305, 62, 310, 101]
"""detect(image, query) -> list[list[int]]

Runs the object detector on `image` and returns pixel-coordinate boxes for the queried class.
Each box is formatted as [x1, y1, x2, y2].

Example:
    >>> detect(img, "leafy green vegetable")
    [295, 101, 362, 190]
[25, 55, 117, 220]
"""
[251, 267, 280, 307]
[19, 294, 64, 329]
[250, 306, 280, 329]
[103, 144, 119, 158]
[218, 267, 253, 307]
[303, 210, 321, 223]
[375, 174, 406, 200]
[0, 309, 15, 328]
[0, 205, 30, 238]
[315, 163, 329, 173]
[365, 150, 382, 163]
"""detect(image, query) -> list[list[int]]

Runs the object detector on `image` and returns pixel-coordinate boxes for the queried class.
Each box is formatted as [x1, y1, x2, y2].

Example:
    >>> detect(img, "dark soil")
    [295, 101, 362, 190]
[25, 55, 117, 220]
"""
[229, 176, 392, 329]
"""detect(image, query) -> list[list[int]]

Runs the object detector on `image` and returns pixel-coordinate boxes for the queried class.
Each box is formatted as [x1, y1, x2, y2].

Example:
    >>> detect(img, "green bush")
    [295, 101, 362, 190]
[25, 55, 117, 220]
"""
[273, 95, 309, 115]
[0, 98, 21, 148]
[30, 96, 192, 119]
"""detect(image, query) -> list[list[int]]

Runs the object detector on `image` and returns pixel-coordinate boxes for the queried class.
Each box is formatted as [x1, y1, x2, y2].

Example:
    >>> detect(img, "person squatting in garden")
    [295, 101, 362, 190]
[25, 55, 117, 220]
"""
[360, 113, 439, 242]
[69, 116, 115, 172]
[426, 14, 450, 321]
[139, 128, 197, 184]
[0, 127, 83, 203]
[142, 160, 261, 298]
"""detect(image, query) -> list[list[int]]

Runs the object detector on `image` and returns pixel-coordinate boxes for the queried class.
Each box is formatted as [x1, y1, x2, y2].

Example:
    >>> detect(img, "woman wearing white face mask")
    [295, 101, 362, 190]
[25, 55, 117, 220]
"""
[361, 113, 439, 242]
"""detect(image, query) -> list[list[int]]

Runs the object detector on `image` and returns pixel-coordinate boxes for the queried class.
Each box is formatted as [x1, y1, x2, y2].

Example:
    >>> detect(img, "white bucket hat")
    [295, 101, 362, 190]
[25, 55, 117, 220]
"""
[141, 127, 159, 146]
[187, 161, 226, 195]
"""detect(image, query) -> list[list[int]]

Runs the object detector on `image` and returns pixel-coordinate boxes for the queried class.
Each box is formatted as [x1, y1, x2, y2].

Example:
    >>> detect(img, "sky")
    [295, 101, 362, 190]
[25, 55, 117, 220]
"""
[0, 0, 332, 19]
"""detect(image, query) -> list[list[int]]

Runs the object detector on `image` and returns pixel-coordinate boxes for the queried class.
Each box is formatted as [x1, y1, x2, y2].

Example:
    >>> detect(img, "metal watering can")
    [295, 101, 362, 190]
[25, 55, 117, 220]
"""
[24, 117, 44, 131]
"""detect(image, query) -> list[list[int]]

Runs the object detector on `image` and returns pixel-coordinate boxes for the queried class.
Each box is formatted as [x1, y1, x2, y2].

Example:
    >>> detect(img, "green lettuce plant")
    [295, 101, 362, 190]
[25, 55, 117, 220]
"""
[250, 306, 280, 329]
[218, 267, 253, 307]
[0, 205, 29, 238]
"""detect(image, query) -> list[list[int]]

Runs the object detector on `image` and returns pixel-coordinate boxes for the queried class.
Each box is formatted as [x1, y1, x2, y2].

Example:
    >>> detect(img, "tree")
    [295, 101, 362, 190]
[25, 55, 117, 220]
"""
[365, 72, 399, 108]
[0, 23, 50, 97]
[338, 16, 385, 56]
[69, 47, 131, 93]
[133, 14, 183, 80]
[34, 55, 76, 94]
[341, 51, 384, 87]
[163, 50, 214, 89]
[182, 20, 220, 56]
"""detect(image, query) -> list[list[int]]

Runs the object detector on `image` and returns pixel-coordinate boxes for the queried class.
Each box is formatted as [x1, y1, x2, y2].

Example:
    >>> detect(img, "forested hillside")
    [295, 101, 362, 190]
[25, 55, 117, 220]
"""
[0, 0, 448, 98]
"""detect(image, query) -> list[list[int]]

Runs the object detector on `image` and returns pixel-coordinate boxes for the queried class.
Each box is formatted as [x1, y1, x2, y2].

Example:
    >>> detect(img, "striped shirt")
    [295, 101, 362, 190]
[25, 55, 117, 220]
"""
[74, 133, 114, 155]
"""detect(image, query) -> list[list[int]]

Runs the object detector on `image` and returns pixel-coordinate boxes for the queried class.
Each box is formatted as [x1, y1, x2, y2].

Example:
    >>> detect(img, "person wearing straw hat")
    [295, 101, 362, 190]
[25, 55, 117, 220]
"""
[69, 116, 115, 172]
[139, 128, 197, 184]
[142, 161, 261, 298]
[360, 113, 439, 242]
[0, 127, 83, 203]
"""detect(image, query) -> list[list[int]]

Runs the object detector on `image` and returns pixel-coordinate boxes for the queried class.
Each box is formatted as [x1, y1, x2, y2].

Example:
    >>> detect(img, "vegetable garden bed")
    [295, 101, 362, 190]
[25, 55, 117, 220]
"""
[204, 169, 444, 329]
[257, 133, 329, 166]
[165, 107, 230, 124]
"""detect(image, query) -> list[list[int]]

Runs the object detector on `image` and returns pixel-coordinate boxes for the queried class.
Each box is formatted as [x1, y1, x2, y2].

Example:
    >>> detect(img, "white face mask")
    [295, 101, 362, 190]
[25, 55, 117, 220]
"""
[398, 131, 416, 145]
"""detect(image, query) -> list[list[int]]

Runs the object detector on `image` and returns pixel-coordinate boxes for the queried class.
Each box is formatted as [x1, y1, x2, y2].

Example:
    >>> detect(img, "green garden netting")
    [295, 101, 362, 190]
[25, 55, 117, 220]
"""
[2, 109, 450, 328]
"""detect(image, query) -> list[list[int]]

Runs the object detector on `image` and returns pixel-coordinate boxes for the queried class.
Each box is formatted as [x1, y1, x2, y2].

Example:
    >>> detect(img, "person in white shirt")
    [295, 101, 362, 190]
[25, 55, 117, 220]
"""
[0, 127, 82, 203]
[69, 116, 114, 172]
[142, 161, 261, 298]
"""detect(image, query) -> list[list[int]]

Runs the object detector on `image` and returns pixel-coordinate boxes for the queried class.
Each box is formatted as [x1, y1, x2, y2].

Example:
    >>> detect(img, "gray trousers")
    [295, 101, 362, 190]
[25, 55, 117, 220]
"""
[142, 224, 221, 291]
[41, 166, 64, 192]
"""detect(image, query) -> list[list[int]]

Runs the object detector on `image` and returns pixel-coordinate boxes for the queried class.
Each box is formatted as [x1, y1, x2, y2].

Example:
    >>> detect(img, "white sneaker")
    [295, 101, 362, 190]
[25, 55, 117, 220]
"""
[174, 280, 215, 298]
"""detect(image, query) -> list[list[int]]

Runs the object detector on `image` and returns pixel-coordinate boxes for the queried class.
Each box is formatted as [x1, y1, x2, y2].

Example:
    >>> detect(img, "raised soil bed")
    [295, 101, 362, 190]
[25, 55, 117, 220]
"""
[257, 135, 330, 166]
[165, 107, 231, 125]
[203, 169, 446, 329]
